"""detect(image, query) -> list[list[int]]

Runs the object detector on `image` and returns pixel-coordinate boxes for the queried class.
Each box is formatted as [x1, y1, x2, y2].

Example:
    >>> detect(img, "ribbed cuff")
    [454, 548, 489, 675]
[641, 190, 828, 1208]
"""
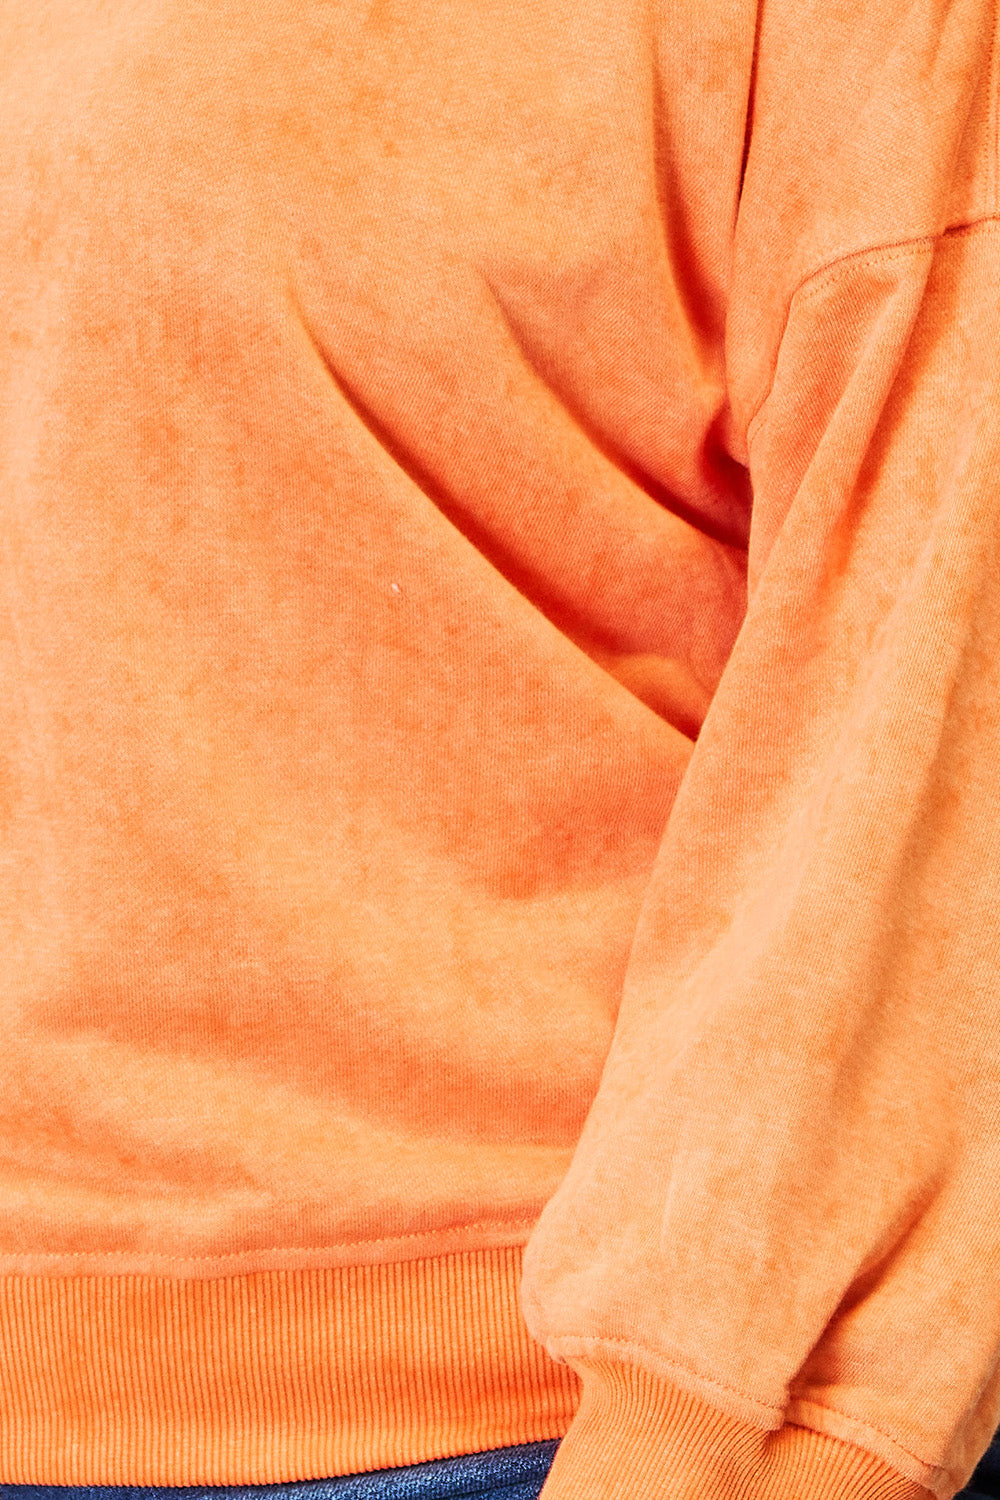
[535, 1359, 932, 1500]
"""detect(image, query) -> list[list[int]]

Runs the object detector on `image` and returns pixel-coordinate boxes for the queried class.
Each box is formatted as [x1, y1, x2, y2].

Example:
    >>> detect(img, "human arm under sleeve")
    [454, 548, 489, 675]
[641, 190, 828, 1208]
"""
[520, 2, 1000, 1494]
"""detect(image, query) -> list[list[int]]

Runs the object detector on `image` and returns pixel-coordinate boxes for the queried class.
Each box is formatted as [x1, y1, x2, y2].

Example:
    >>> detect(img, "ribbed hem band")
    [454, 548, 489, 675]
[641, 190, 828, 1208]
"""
[0, 1243, 580, 1485]
[0, 1247, 937, 1499]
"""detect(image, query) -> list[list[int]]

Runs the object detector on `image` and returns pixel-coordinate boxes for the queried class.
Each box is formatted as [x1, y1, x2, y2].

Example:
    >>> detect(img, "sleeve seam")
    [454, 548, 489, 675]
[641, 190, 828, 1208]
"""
[544, 1332, 945, 1478]
[743, 211, 1000, 452]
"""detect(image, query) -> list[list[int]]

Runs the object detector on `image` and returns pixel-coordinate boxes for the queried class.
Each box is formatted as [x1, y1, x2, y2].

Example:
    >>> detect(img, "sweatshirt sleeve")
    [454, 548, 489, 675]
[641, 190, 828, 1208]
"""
[518, 6, 1000, 1499]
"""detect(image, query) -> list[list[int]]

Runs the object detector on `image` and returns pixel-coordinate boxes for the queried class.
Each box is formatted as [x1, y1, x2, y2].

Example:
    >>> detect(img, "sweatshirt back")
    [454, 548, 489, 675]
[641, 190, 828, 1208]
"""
[1, 1, 999, 1496]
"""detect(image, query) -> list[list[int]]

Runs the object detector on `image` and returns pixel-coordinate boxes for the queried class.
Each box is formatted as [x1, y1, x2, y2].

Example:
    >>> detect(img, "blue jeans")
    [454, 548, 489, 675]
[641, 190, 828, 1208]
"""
[2, 1426, 1000, 1500]
[964, 1426, 1000, 1500]
[0, 1440, 561, 1500]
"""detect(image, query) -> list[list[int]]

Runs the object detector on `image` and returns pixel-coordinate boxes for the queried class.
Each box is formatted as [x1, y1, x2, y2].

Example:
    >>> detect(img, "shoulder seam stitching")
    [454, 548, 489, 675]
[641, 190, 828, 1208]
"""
[744, 211, 1000, 450]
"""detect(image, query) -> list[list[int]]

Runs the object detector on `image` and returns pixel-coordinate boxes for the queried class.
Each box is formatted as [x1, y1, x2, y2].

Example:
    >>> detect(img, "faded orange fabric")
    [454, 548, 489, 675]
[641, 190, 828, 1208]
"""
[1, 0, 999, 1495]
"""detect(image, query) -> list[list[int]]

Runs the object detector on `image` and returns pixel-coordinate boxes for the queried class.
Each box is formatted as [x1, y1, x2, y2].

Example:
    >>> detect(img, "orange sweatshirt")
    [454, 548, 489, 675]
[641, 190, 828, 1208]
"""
[2, 0, 999, 1495]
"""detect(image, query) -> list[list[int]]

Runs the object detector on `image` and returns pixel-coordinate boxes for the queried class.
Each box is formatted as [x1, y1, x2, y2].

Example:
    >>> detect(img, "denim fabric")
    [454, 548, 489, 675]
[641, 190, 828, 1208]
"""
[959, 1425, 1000, 1500]
[0, 1440, 561, 1500]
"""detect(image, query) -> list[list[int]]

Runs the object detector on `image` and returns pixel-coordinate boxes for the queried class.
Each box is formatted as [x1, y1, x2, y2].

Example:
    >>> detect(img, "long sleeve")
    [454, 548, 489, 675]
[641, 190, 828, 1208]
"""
[2, 0, 999, 1488]
[520, 2, 1000, 1498]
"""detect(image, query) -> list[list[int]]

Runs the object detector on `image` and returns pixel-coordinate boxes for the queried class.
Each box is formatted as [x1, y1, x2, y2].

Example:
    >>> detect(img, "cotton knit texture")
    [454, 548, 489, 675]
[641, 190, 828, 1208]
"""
[1, 0, 999, 1496]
